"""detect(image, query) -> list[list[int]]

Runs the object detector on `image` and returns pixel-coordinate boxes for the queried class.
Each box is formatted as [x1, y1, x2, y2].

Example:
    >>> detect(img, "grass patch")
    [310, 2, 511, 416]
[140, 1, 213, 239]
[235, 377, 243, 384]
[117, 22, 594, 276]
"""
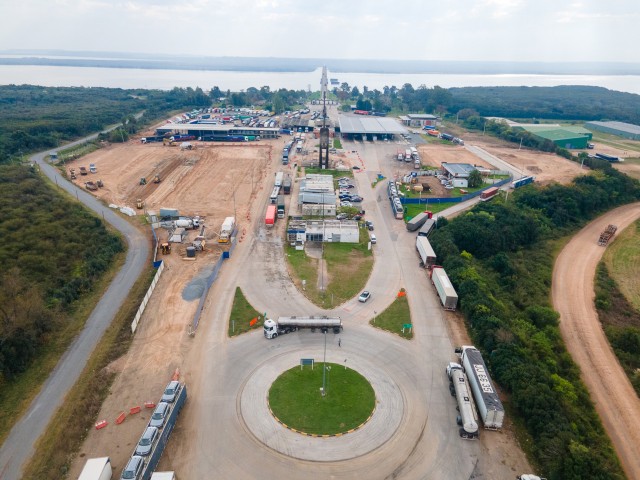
[333, 138, 342, 149]
[22, 262, 157, 479]
[228, 286, 263, 337]
[370, 292, 413, 339]
[58, 140, 102, 164]
[268, 363, 375, 435]
[285, 228, 373, 308]
[603, 220, 640, 311]
[305, 167, 351, 178]
[403, 202, 451, 219]
[0, 248, 126, 447]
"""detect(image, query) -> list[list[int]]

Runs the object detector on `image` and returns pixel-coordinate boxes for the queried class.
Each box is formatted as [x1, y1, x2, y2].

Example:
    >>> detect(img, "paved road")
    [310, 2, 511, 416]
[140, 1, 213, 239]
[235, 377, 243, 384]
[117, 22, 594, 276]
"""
[553, 203, 640, 479]
[0, 131, 150, 480]
[165, 134, 529, 479]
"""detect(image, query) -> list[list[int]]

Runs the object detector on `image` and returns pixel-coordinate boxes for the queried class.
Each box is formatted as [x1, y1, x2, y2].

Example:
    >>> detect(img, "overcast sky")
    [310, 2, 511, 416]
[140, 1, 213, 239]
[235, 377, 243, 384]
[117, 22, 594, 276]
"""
[1, 0, 639, 63]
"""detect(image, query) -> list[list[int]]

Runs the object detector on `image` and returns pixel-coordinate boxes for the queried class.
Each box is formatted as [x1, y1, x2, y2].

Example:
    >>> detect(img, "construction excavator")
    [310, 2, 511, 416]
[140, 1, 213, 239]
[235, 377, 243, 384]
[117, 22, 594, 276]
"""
[160, 242, 171, 255]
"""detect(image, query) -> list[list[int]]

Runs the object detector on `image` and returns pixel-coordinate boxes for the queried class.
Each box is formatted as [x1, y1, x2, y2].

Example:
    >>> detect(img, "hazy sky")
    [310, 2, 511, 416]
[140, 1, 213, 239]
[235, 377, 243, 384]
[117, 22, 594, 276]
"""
[1, 0, 639, 63]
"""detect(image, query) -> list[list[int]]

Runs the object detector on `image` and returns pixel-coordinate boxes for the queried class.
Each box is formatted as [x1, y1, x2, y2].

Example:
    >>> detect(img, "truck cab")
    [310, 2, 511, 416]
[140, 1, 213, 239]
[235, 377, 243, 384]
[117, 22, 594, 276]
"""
[264, 319, 279, 339]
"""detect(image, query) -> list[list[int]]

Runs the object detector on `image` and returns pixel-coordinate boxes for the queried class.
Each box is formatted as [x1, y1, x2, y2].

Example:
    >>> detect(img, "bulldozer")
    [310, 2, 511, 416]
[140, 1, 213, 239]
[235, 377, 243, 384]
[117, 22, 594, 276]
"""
[153, 174, 161, 184]
[160, 242, 171, 255]
[136, 198, 144, 209]
[140, 177, 147, 185]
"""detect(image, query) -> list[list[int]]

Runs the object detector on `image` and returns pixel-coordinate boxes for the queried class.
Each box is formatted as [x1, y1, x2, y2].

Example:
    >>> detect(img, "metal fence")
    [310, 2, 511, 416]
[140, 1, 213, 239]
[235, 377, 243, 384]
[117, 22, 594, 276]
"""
[131, 261, 165, 333]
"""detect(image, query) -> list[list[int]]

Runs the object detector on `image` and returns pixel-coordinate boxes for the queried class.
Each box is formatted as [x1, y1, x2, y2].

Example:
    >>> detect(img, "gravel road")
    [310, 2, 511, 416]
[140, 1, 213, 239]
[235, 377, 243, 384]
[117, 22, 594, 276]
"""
[552, 202, 640, 479]
[0, 134, 149, 480]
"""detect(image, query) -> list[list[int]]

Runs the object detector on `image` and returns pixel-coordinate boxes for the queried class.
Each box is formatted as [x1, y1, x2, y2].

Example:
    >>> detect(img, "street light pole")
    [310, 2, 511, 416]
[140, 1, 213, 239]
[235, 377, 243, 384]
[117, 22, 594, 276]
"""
[322, 331, 327, 396]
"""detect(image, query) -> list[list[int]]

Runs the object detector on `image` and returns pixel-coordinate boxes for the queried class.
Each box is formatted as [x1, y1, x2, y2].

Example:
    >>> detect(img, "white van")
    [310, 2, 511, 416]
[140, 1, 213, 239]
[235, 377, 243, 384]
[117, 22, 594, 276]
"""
[370, 233, 377, 244]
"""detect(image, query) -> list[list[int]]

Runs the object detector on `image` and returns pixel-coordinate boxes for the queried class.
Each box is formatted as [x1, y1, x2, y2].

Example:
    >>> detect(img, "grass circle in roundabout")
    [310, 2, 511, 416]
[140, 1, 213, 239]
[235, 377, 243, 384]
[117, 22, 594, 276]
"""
[268, 362, 376, 435]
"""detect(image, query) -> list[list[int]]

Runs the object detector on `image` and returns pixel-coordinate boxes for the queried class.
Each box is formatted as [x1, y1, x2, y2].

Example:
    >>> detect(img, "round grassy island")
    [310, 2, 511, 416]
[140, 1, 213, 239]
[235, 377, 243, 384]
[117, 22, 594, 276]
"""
[268, 363, 376, 435]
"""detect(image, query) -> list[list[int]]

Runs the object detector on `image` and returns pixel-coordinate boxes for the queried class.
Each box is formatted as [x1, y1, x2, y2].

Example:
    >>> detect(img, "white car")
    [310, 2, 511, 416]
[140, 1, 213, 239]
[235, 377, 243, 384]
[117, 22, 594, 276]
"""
[340, 201, 352, 207]
[358, 291, 371, 302]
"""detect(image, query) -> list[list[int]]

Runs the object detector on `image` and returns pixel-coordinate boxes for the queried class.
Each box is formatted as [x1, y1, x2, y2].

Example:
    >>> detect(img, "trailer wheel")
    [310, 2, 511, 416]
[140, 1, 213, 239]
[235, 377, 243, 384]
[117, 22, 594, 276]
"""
[272, 333, 278, 338]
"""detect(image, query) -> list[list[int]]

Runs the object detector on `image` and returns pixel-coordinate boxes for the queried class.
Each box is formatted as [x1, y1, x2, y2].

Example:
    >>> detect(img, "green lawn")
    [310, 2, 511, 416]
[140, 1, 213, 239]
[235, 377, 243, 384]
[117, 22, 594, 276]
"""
[370, 293, 413, 339]
[268, 363, 375, 434]
[228, 286, 263, 336]
[286, 228, 373, 308]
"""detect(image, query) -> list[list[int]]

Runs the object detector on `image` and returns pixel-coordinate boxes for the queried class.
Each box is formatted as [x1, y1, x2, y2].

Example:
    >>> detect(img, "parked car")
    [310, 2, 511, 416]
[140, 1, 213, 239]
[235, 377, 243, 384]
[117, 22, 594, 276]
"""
[121, 456, 145, 480]
[350, 196, 363, 202]
[135, 426, 158, 456]
[336, 213, 348, 220]
[353, 214, 363, 221]
[369, 233, 377, 244]
[340, 201, 352, 207]
[149, 402, 170, 428]
[365, 221, 374, 231]
[358, 291, 371, 302]
[352, 166, 360, 170]
[161, 380, 180, 403]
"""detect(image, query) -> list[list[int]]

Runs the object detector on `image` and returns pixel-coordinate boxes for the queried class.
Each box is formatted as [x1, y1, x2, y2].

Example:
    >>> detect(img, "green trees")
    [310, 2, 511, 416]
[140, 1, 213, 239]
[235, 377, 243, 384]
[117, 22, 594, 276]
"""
[467, 169, 483, 188]
[0, 165, 123, 380]
[428, 166, 639, 479]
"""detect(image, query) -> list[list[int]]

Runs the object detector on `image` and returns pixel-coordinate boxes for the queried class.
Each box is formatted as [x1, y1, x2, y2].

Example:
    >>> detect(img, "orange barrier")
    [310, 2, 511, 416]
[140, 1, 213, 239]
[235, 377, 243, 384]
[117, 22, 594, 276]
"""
[130, 406, 141, 415]
[144, 401, 156, 409]
[115, 412, 126, 424]
[397, 291, 406, 297]
[250, 317, 257, 326]
[172, 368, 180, 381]
[95, 420, 108, 430]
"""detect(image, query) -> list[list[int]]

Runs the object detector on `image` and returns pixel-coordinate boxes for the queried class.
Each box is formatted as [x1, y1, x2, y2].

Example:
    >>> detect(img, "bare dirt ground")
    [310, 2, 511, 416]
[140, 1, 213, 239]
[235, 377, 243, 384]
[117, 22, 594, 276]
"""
[418, 143, 492, 170]
[66, 140, 273, 478]
[461, 132, 585, 185]
[553, 203, 640, 479]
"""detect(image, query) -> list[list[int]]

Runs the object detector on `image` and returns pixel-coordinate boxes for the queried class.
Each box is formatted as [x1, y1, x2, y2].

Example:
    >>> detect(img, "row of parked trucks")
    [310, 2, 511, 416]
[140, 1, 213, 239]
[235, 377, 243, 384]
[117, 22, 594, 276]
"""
[446, 346, 505, 439]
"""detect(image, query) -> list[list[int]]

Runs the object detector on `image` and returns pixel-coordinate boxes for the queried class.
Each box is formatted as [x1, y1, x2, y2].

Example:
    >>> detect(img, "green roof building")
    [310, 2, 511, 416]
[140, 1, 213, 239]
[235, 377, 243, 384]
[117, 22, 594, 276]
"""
[514, 125, 592, 149]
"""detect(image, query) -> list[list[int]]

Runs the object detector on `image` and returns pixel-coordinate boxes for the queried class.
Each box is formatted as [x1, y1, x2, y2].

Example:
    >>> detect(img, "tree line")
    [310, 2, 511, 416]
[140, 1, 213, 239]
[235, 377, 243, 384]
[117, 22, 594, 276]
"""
[0, 165, 123, 381]
[429, 164, 639, 479]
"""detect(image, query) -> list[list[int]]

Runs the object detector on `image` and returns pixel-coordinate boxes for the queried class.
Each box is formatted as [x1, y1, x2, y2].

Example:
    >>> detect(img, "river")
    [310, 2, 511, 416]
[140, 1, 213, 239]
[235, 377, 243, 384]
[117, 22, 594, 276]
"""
[1, 65, 640, 95]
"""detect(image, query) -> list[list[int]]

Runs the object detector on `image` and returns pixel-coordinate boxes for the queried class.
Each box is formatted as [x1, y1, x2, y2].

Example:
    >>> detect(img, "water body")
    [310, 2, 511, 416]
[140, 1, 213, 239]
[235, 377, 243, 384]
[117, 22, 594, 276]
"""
[1, 65, 640, 95]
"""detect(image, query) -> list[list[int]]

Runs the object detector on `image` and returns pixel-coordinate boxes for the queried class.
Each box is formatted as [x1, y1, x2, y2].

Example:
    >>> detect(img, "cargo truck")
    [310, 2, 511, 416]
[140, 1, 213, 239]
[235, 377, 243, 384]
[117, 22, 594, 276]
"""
[264, 316, 343, 339]
[430, 266, 458, 310]
[406, 211, 432, 231]
[277, 195, 285, 218]
[416, 236, 437, 268]
[418, 218, 436, 237]
[479, 187, 499, 202]
[446, 363, 479, 439]
[274, 171, 284, 187]
[218, 216, 235, 243]
[456, 345, 505, 430]
[265, 205, 276, 227]
[282, 176, 292, 194]
[511, 175, 535, 189]
[405, 149, 412, 161]
[78, 457, 112, 480]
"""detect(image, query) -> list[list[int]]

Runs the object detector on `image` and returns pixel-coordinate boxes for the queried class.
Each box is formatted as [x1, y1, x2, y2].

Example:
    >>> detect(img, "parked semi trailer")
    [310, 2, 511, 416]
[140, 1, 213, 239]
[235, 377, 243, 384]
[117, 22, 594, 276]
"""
[274, 171, 284, 187]
[78, 457, 112, 480]
[430, 266, 458, 310]
[457, 345, 504, 429]
[406, 211, 432, 231]
[264, 316, 342, 339]
[511, 175, 535, 189]
[416, 236, 437, 268]
[265, 205, 276, 228]
[446, 363, 479, 439]
[479, 186, 499, 202]
[418, 218, 436, 237]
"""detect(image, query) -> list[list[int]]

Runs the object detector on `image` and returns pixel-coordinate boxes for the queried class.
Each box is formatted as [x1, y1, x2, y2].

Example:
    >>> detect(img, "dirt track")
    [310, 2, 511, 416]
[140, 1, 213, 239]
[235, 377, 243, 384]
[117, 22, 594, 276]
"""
[552, 202, 640, 479]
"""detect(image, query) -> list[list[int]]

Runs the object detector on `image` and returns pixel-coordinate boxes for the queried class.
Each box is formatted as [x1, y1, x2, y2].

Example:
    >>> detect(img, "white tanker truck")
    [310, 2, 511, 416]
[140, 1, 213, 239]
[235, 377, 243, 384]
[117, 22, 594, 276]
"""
[446, 362, 479, 439]
[263, 316, 342, 339]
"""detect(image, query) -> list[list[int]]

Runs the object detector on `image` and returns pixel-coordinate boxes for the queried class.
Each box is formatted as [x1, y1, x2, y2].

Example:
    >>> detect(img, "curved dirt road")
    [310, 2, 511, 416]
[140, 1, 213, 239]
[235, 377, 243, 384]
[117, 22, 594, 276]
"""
[553, 202, 640, 479]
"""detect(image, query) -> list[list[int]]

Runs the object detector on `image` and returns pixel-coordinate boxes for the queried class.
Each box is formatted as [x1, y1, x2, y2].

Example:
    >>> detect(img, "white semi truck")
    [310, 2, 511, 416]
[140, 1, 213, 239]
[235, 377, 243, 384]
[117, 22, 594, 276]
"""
[264, 316, 342, 339]
[430, 266, 458, 310]
[457, 345, 505, 430]
[446, 362, 479, 439]
[218, 216, 235, 243]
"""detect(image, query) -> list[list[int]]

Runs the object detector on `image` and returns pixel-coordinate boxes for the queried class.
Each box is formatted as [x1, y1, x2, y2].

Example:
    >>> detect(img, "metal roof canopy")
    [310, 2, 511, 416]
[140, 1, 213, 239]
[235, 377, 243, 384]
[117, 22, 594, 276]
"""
[441, 162, 478, 178]
[156, 124, 279, 133]
[339, 116, 408, 135]
[586, 120, 640, 135]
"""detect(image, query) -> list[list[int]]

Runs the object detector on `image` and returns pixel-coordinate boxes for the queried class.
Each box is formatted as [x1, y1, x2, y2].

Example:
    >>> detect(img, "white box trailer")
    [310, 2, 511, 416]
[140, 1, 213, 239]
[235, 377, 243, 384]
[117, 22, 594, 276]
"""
[430, 267, 458, 310]
[458, 345, 505, 429]
[78, 457, 112, 480]
[264, 316, 342, 339]
[406, 211, 431, 232]
[151, 473, 176, 480]
[416, 236, 436, 268]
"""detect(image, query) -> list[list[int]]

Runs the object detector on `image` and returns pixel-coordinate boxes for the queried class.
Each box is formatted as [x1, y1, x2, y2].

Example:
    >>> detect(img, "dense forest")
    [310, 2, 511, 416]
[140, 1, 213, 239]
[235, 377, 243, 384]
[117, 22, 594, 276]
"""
[428, 165, 640, 479]
[0, 165, 123, 380]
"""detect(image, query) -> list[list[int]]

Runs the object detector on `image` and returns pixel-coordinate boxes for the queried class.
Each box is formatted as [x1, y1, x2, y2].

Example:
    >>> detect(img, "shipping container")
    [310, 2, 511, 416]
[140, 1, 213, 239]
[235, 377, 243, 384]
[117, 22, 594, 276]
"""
[479, 187, 499, 201]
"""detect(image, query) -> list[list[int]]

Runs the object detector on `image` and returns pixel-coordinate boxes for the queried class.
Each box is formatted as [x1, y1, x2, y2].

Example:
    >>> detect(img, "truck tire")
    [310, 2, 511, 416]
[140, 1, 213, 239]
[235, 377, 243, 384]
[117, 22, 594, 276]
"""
[272, 333, 278, 338]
